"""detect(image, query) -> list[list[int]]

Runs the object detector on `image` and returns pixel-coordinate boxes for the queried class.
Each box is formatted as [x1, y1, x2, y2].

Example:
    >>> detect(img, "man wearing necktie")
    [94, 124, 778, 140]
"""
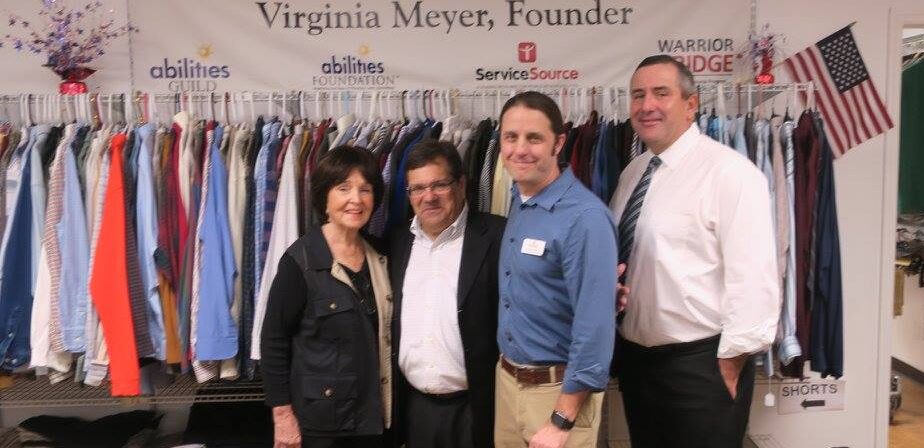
[608, 55, 780, 447]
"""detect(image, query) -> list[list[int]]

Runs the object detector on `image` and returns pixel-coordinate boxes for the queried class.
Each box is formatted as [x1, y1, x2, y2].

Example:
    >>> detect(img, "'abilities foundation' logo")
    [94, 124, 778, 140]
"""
[312, 45, 398, 90]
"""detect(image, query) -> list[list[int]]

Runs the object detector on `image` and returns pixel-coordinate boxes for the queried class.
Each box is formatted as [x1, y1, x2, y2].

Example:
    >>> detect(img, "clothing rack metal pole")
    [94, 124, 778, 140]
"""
[0, 83, 816, 105]
[0, 82, 817, 126]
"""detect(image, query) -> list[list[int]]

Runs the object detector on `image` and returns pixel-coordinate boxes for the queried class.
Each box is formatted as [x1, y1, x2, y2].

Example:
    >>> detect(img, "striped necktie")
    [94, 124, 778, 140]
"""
[618, 155, 662, 265]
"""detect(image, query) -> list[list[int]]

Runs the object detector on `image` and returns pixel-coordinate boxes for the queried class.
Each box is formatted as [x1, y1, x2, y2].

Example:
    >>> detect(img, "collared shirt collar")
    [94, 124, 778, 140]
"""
[511, 165, 577, 212]
[137, 122, 156, 140]
[410, 203, 469, 245]
[647, 123, 699, 170]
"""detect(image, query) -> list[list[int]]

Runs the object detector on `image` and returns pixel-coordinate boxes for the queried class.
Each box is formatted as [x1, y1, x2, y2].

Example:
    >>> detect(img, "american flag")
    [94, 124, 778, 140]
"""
[784, 26, 893, 157]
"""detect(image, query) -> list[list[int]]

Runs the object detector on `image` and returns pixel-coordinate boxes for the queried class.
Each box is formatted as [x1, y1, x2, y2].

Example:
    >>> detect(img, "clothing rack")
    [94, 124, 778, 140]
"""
[0, 79, 826, 406]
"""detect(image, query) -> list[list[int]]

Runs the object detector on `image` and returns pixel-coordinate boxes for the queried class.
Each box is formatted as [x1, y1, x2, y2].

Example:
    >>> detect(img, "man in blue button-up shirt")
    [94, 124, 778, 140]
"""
[494, 91, 618, 448]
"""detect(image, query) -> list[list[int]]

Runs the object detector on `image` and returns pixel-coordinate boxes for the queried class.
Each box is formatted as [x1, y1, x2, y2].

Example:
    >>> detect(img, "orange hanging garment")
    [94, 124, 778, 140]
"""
[89, 133, 140, 396]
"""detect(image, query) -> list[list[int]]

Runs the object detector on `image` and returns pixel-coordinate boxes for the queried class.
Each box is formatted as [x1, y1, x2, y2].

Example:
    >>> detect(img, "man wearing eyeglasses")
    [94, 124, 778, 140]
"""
[388, 139, 506, 448]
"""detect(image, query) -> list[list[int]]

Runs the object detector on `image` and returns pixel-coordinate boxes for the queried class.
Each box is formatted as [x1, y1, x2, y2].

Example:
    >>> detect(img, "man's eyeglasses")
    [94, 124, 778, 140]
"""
[406, 179, 456, 197]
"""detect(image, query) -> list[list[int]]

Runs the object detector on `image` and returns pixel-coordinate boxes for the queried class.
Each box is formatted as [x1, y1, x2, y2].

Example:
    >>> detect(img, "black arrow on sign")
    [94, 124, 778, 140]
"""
[801, 399, 826, 409]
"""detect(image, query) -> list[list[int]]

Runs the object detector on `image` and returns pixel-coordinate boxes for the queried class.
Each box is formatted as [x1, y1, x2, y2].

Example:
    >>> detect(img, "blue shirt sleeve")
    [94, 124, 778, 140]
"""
[561, 207, 617, 393]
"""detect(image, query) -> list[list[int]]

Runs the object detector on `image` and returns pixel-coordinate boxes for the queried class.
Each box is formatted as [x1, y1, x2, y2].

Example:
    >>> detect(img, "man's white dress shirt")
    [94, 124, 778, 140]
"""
[400, 206, 469, 393]
[610, 124, 780, 358]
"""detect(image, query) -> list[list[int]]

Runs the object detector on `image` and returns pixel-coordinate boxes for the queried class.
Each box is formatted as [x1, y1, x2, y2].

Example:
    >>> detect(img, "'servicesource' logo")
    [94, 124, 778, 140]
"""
[475, 42, 579, 83]
[518, 42, 537, 63]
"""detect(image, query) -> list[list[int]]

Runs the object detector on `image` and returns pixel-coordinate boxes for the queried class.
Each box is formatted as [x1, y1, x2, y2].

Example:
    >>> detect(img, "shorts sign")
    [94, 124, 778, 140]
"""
[778, 379, 846, 414]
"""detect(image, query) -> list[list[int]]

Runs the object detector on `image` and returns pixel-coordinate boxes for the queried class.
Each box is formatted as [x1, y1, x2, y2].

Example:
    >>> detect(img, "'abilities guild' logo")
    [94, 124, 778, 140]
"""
[518, 42, 537, 63]
[148, 44, 232, 92]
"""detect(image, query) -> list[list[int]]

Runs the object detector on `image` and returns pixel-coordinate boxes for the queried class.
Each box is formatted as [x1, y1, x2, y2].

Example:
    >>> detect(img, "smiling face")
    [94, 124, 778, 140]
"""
[629, 62, 698, 154]
[499, 105, 565, 197]
[325, 169, 375, 231]
[406, 158, 466, 238]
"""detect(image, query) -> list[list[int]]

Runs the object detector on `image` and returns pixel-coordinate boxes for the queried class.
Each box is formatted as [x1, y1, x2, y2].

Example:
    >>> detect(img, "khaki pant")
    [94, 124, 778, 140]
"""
[494, 361, 603, 447]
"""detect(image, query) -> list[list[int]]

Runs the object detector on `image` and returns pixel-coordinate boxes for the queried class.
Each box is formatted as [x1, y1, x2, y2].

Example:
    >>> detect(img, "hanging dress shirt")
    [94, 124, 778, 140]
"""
[224, 125, 250, 378]
[84, 128, 112, 385]
[123, 131, 154, 359]
[192, 125, 238, 381]
[733, 115, 748, 160]
[30, 124, 76, 374]
[135, 123, 166, 361]
[0, 145, 35, 371]
[253, 120, 282, 302]
[251, 123, 301, 360]
[778, 120, 801, 365]
[0, 128, 29, 260]
[808, 116, 843, 379]
[58, 125, 91, 355]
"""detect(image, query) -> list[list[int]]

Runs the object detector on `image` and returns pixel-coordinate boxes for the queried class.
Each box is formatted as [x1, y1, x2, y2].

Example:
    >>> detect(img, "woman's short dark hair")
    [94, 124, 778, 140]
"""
[405, 139, 464, 181]
[311, 145, 384, 221]
[499, 91, 565, 135]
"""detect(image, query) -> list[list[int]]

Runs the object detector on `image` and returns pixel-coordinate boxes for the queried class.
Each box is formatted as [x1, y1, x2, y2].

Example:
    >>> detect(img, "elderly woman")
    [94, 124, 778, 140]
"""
[261, 145, 393, 448]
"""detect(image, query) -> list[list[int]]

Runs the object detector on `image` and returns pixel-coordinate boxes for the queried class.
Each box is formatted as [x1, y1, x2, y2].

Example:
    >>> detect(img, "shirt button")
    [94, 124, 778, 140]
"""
[504, 303, 510, 309]
[324, 388, 334, 397]
[509, 238, 514, 243]
[381, 377, 388, 384]
[329, 302, 338, 310]
[505, 270, 510, 276]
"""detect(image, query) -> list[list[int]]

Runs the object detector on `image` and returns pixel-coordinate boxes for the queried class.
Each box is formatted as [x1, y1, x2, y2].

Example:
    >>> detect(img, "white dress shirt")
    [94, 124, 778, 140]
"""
[610, 124, 780, 358]
[399, 206, 469, 394]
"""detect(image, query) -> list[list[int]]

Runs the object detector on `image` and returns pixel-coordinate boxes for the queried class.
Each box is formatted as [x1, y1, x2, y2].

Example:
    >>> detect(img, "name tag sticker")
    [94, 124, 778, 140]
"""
[521, 238, 546, 256]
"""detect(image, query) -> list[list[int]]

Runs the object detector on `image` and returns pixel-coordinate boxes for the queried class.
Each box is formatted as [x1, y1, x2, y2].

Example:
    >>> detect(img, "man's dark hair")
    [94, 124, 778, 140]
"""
[311, 145, 384, 221]
[635, 55, 697, 99]
[499, 91, 565, 135]
[405, 139, 464, 181]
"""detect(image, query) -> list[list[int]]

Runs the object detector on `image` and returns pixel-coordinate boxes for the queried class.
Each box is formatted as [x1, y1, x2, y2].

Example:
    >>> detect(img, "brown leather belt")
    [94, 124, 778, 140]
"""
[500, 356, 566, 385]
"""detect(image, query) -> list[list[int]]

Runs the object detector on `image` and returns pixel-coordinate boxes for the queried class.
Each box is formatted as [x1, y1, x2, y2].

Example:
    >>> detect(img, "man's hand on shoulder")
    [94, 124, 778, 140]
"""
[617, 263, 630, 312]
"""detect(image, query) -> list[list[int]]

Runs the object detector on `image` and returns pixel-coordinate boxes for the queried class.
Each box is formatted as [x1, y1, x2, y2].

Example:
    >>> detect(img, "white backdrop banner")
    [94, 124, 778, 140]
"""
[128, 0, 750, 93]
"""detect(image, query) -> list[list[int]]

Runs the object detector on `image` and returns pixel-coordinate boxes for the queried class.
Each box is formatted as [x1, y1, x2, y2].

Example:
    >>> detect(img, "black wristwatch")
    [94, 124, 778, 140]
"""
[550, 410, 575, 431]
